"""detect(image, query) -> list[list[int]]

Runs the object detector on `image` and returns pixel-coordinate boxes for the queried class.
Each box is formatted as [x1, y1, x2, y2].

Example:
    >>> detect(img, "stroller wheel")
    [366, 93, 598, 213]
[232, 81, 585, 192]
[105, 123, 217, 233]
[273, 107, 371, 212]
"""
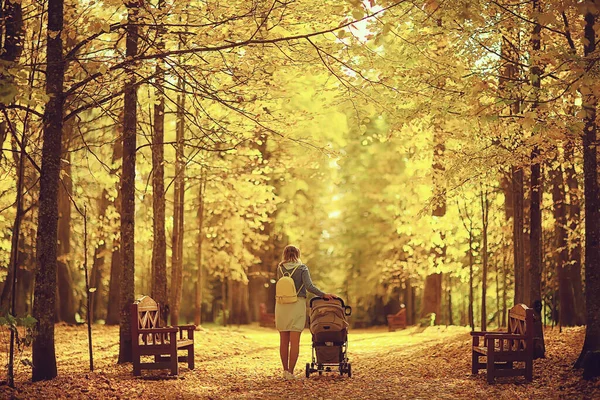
[347, 363, 352, 377]
[306, 363, 310, 378]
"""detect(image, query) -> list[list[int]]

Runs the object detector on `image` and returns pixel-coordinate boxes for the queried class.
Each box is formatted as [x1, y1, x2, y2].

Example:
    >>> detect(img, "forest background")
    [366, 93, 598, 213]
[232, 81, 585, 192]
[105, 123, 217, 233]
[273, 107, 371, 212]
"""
[1, 0, 599, 383]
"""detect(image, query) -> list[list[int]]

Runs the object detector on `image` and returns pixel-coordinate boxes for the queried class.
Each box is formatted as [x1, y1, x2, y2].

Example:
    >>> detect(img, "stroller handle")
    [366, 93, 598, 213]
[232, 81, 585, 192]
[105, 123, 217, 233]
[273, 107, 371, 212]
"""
[310, 296, 352, 316]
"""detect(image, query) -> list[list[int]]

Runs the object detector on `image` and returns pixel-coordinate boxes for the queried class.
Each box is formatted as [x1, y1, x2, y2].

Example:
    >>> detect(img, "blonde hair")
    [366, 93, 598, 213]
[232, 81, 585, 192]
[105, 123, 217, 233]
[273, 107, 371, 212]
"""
[279, 245, 300, 266]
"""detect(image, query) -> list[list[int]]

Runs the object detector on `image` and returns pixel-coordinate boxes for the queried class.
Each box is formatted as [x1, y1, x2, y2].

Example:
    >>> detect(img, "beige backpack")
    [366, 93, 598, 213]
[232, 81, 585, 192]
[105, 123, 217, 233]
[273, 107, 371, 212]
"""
[275, 264, 304, 304]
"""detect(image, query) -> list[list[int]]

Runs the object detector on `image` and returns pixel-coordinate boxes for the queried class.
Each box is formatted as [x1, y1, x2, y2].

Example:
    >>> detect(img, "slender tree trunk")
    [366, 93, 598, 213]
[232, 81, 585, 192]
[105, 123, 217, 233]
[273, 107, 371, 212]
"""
[502, 251, 508, 327]
[105, 137, 123, 325]
[0, 0, 24, 148]
[468, 227, 474, 330]
[221, 276, 228, 326]
[194, 174, 205, 326]
[90, 189, 109, 321]
[495, 258, 501, 328]
[32, 0, 64, 381]
[564, 142, 585, 325]
[446, 274, 453, 326]
[480, 189, 489, 331]
[512, 166, 525, 305]
[117, 0, 140, 364]
[576, 3, 600, 379]
[56, 127, 76, 324]
[405, 277, 413, 326]
[550, 160, 576, 326]
[169, 78, 186, 325]
[528, 0, 545, 359]
[151, 0, 168, 323]
[6, 111, 26, 389]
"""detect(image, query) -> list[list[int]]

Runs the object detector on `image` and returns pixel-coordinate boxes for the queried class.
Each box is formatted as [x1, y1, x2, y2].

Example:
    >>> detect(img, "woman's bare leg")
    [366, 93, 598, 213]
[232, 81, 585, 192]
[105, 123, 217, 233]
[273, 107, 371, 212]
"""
[288, 331, 302, 374]
[279, 331, 290, 372]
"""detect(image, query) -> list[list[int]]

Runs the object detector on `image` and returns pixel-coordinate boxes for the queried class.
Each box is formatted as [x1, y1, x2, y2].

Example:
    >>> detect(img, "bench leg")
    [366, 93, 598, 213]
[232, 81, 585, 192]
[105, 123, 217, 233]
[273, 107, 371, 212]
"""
[525, 359, 533, 382]
[170, 332, 179, 375]
[133, 357, 141, 377]
[188, 345, 195, 370]
[486, 353, 495, 384]
[133, 346, 141, 376]
[471, 351, 479, 375]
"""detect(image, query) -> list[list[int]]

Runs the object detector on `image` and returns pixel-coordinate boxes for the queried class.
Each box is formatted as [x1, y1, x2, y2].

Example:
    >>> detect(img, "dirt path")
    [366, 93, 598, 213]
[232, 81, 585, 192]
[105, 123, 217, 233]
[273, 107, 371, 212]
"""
[2, 325, 598, 399]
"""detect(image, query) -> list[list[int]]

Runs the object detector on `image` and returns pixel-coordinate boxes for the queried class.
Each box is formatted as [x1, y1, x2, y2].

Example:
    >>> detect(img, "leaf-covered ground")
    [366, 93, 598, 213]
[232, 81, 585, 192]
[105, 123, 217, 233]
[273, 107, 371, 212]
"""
[1, 324, 598, 399]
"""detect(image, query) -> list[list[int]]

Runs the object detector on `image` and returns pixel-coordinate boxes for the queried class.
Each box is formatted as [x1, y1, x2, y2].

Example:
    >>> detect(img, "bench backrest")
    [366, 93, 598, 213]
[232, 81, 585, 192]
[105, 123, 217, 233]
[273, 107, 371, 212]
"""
[131, 296, 161, 336]
[507, 303, 534, 350]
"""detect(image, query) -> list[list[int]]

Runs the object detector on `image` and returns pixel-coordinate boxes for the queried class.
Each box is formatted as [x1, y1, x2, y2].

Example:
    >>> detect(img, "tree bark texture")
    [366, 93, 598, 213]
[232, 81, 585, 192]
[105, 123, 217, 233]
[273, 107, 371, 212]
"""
[480, 190, 489, 331]
[32, 0, 64, 381]
[564, 143, 585, 325]
[56, 128, 76, 324]
[117, 0, 140, 364]
[576, 2, 600, 379]
[550, 161, 576, 327]
[105, 132, 123, 325]
[420, 273, 442, 324]
[151, 0, 168, 323]
[528, 0, 545, 359]
[90, 189, 109, 321]
[194, 174, 206, 326]
[169, 79, 186, 325]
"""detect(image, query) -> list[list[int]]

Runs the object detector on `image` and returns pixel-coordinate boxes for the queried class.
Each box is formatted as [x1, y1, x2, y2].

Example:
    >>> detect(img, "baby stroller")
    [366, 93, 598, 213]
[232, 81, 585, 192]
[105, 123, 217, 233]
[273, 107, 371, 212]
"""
[305, 297, 352, 377]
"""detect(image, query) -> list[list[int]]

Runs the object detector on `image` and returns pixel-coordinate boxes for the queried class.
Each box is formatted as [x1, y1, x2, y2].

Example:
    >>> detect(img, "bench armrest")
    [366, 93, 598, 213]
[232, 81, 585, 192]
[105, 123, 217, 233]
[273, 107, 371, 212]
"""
[176, 324, 196, 340]
[176, 324, 196, 331]
[470, 331, 487, 336]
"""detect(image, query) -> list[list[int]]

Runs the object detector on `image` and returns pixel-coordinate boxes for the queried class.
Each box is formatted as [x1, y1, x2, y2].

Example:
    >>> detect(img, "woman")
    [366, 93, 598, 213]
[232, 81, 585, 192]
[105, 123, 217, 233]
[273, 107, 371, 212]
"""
[275, 245, 336, 380]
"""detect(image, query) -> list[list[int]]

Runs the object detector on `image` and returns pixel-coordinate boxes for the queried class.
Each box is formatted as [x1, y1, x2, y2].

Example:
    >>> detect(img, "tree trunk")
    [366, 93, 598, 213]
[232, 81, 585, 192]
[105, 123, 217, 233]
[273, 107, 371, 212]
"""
[151, 0, 168, 323]
[550, 161, 576, 326]
[169, 78, 186, 325]
[221, 276, 228, 326]
[117, 0, 140, 364]
[468, 226, 474, 330]
[90, 189, 109, 322]
[480, 189, 489, 331]
[564, 142, 585, 325]
[106, 245, 121, 325]
[56, 128, 76, 324]
[495, 257, 501, 328]
[194, 173, 205, 326]
[105, 135, 123, 325]
[446, 274, 453, 326]
[528, 0, 545, 359]
[512, 166, 525, 305]
[420, 273, 442, 324]
[32, 0, 64, 381]
[502, 251, 508, 327]
[422, 129, 445, 325]
[0, 0, 24, 149]
[575, 4, 600, 379]
[405, 277, 414, 326]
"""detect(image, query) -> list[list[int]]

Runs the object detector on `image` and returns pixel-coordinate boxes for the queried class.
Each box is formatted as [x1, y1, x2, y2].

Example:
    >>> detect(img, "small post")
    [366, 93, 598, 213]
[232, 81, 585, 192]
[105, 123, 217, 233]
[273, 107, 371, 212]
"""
[83, 206, 94, 371]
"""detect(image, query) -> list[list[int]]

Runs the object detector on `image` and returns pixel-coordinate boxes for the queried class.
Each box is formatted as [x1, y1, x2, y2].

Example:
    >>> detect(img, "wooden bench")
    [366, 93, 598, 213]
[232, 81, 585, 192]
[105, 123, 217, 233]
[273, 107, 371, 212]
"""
[131, 296, 196, 376]
[259, 303, 275, 328]
[386, 308, 407, 331]
[471, 303, 534, 383]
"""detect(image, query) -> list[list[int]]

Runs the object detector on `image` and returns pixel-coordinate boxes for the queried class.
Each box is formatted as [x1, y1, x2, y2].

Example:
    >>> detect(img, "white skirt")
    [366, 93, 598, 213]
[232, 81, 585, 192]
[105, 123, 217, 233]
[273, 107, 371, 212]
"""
[275, 299, 306, 332]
